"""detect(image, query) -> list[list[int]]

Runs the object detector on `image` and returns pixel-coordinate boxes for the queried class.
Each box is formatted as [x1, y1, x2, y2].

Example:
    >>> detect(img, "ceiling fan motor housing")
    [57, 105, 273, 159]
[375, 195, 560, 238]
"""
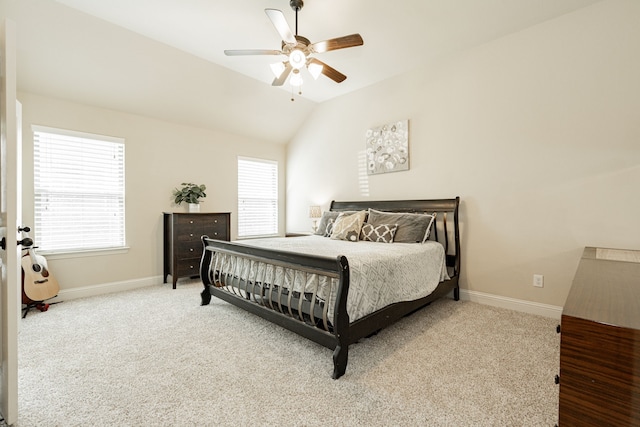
[281, 35, 310, 53]
[290, 0, 304, 12]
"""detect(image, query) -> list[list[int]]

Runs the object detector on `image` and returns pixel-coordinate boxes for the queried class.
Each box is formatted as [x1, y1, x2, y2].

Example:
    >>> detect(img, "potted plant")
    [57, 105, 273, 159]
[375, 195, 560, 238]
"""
[173, 182, 206, 212]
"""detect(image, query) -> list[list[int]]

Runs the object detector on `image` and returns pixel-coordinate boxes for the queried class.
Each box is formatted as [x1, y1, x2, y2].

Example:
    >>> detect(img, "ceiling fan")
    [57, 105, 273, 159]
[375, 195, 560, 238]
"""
[224, 0, 364, 91]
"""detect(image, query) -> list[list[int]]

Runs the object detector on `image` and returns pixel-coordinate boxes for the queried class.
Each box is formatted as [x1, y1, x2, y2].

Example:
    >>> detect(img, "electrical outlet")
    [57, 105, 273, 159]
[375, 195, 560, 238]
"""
[533, 274, 544, 288]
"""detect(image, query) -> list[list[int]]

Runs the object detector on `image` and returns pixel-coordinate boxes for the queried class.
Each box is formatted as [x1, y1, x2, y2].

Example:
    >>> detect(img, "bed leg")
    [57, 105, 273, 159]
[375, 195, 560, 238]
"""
[332, 345, 348, 379]
[453, 286, 460, 301]
[201, 286, 212, 306]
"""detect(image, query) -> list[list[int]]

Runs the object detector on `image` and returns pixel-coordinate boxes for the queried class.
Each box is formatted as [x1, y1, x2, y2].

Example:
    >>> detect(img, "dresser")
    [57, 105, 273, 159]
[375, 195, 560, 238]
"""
[163, 212, 231, 288]
[558, 247, 640, 426]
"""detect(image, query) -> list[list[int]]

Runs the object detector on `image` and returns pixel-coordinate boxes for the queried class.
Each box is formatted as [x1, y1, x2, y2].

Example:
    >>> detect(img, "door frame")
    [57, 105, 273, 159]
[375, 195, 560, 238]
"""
[0, 18, 20, 426]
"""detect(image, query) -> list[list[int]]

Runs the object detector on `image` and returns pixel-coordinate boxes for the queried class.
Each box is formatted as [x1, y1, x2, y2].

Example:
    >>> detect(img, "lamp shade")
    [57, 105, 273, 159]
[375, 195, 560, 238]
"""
[270, 62, 286, 78]
[289, 71, 303, 87]
[309, 205, 322, 219]
[308, 62, 323, 80]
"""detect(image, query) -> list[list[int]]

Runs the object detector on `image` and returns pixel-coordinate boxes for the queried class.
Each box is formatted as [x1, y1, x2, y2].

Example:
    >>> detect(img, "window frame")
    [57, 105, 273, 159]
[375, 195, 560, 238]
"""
[32, 125, 127, 256]
[237, 156, 279, 239]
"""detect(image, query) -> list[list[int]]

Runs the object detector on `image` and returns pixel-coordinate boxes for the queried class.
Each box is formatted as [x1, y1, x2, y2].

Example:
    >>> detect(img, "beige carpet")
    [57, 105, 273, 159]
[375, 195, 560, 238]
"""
[18, 280, 560, 426]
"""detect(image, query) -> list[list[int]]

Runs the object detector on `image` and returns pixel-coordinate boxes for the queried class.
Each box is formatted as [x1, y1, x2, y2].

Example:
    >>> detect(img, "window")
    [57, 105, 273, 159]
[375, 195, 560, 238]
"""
[237, 157, 278, 238]
[32, 126, 125, 253]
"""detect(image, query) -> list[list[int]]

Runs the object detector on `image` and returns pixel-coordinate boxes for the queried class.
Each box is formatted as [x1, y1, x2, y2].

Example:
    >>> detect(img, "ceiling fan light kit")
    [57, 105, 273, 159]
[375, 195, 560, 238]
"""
[288, 49, 306, 69]
[224, 0, 363, 100]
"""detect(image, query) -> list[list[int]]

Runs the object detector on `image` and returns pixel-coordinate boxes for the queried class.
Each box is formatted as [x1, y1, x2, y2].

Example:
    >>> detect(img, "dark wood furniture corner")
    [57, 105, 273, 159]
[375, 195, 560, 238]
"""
[558, 246, 640, 426]
[163, 212, 230, 289]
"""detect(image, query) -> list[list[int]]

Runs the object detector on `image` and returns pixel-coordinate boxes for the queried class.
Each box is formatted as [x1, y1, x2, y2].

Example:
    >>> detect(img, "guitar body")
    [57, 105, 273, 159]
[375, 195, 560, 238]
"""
[21, 252, 59, 303]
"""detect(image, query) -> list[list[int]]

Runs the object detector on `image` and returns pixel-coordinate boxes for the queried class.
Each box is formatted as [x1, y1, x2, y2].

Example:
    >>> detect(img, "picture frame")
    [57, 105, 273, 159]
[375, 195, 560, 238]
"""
[365, 119, 409, 175]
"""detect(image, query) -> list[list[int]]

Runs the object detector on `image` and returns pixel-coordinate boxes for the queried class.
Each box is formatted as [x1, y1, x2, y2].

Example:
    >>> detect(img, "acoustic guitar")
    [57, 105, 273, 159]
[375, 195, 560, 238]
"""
[21, 244, 59, 304]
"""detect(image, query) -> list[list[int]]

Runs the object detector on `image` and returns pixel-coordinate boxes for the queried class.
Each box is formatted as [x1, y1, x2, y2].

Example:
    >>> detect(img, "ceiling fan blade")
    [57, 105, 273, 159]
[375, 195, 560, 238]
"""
[224, 49, 283, 56]
[265, 9, 296, 45]
[272, 63, 293, 86]
[309, 58, 347, 83]
[311, 34, 364, 54]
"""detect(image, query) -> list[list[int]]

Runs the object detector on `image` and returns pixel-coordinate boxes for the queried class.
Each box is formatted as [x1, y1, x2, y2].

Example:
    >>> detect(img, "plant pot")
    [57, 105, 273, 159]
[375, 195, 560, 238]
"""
[188, 203, 200, 213]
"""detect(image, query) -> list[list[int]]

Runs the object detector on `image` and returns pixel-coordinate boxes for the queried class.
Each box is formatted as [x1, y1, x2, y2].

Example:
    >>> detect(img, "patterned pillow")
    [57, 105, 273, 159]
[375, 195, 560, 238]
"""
[360, 223, 398, 243]
[314, 211, 340, 236]
[323, 218, 335, 237]
[366, 209, 437, 243]
[314, 210, 359, 236]
[330, 211, 367, 242]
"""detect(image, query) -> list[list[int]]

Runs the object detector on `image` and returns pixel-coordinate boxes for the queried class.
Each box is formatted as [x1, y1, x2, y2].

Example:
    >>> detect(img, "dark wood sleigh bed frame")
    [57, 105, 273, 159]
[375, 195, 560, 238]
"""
[199, 197, 461, 379]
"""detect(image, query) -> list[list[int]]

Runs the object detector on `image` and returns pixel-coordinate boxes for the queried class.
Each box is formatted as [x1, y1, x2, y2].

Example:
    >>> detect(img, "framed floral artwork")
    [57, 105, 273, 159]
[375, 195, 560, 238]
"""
[365, 119, 409, 175]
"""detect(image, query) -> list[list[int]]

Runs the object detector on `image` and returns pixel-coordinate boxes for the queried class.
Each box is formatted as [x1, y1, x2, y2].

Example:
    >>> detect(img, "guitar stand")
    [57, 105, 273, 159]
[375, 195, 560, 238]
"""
[22, 301, 52, 318]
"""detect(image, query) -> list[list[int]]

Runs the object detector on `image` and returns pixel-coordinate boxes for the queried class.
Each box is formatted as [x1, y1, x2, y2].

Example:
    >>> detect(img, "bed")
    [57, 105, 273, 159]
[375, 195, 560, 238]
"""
[199, 198, 461, 379]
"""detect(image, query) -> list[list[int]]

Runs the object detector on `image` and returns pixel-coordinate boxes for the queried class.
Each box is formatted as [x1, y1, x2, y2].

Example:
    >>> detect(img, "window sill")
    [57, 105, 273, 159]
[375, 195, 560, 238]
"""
[236, 234, 281, 240]
[39, 247, 130, 260]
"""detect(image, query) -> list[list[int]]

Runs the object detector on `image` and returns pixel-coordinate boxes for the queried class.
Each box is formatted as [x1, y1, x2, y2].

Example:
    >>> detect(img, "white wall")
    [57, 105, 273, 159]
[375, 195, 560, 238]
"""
[19, 92, 286, 292]
[286, 0, 640, 307]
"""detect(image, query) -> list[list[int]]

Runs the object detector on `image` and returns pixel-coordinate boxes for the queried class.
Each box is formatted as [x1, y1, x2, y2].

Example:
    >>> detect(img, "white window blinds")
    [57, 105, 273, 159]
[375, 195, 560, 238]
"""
[237, 157, 278, 238]
[33, 126, 125, 253]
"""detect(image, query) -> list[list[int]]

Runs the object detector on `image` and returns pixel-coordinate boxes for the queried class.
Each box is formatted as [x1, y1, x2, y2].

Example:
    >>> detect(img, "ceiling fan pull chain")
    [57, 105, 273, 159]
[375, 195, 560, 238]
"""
[290, 84, 302, 102]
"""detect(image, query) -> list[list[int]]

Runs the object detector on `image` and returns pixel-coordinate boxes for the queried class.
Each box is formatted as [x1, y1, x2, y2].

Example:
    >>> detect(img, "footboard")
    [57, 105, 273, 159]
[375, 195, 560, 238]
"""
[199, 238, 351, 379]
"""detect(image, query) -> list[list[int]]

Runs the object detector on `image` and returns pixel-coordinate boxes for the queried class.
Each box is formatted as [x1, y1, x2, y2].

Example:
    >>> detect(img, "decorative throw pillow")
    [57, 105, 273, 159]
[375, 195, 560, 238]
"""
[330, 211, 367, 242]
[366, 209, 436, 243]
[314, 211, 340, 235]
[424, 213, 436, 240]
[323, 218, 335, 237]
[360, 223, 398, 243]
[314, 210, 359, 235]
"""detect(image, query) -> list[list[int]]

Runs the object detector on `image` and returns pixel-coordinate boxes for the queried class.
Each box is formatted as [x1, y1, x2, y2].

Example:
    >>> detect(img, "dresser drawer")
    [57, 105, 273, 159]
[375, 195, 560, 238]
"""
[175, 227, 204, 242]
[176, 259, 200, 277]
[174, 214, 204, 227]
[175, 241, 202, 259]
[205, 223, 228, 240]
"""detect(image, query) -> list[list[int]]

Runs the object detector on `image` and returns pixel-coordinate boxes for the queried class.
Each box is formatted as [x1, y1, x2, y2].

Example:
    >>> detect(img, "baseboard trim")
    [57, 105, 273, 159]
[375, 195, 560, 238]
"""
[46, 277, 562, 319]
[48, 276, 163, 303]
[459, 289, 562, 319]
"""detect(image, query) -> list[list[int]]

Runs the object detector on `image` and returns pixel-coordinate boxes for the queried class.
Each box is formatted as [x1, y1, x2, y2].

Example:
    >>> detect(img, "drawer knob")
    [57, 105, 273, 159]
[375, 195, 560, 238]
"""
[190, 248, 194, 252]
[214, 220, 218, 223]
[190, 233, 194, 237]
[189, 220, 194, 224]
[214, 232, 218, 236]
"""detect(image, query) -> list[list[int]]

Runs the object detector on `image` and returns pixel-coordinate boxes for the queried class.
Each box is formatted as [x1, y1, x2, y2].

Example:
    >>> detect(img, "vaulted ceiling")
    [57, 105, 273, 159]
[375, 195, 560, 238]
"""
[2, 0, 601, 143]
